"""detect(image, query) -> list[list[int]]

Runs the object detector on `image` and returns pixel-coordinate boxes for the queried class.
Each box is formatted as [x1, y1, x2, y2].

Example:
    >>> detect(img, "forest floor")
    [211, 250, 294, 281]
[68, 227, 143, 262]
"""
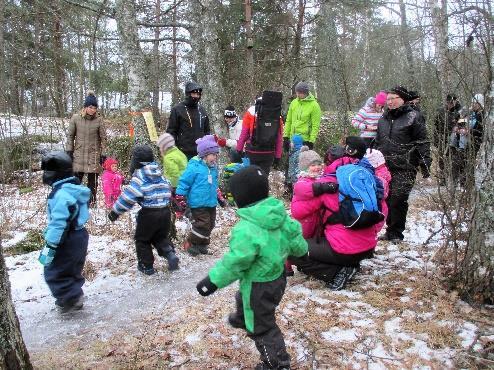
[1, 115, 494, 369]
[2, 173, 494, 370]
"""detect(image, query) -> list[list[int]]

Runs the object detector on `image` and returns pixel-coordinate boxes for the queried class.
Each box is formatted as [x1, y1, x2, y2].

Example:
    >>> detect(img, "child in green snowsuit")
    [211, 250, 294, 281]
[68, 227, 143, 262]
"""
[196, 165, 308, 370]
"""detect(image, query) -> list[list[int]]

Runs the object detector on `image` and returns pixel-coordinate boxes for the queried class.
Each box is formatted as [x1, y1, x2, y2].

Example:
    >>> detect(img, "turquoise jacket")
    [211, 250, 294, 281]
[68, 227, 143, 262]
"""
[44, 177, 90, 247]
[176, 156, 218, 208]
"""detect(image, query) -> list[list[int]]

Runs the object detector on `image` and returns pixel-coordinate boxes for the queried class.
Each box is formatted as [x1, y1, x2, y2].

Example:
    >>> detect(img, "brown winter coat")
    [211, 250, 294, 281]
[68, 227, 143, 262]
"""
[66, 110, 107, 173]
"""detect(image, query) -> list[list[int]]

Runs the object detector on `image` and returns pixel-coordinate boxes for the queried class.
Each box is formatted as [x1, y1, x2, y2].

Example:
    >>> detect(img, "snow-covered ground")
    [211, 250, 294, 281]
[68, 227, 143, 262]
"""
[2, 178, 493, 369]
[1, 116, 493, 368]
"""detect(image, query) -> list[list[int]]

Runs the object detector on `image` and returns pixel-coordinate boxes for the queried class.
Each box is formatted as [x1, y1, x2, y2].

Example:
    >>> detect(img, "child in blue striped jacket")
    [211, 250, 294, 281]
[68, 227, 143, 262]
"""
[108, 145, 179, 275]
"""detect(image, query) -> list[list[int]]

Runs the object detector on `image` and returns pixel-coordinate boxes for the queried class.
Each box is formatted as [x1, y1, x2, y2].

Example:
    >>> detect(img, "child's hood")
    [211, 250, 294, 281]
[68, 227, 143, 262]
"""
[54, 178, 91, 204]
[136, 162, 164, 181]
[103, 157, 118, 171]
[237, 197, 287, 230]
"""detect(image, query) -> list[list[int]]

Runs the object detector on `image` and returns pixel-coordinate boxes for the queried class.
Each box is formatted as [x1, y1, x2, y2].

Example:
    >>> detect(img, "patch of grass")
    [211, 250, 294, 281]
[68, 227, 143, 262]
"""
[5, 230, 44, 256]
[19, 186, 34, 194]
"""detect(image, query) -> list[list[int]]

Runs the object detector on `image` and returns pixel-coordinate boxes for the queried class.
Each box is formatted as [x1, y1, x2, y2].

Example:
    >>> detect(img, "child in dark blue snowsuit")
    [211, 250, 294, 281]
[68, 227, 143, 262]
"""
[39, 151, 90, 313]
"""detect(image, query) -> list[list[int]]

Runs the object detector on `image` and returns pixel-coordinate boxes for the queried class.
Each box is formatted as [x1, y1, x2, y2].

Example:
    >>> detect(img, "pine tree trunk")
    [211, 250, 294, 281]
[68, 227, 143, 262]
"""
[458, 49, 494, 303]
[398, 0, 416, 86]
[51, 6, 66, 117]
[429, 0, 450, 101]
[0, 244, 33, 369]
[244, 0, 255, 99]
[189, 0, 226, 137]
[152, 0, 162, 129]
[115, 0, 152, 145]
[171, 0, 180, 107]
[0, 0, 6, 112]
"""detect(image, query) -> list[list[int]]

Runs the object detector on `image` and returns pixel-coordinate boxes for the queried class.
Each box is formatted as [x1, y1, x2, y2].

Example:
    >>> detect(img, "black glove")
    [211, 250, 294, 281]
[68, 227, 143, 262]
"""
[108, 211, 119, 222]
[303, 141, 314, 149]
[66, 151, 73, 160]
[312, 182, 339, 196]
[283, 137, 290, 152]
[100, 155, 107, 165]
[273, 158, 281, 169]
[196, 276, 218, 296]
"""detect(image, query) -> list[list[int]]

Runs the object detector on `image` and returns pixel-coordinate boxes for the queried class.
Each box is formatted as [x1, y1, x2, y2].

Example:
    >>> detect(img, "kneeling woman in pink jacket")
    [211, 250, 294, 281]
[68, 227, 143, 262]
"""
[290, 137, 391, 290]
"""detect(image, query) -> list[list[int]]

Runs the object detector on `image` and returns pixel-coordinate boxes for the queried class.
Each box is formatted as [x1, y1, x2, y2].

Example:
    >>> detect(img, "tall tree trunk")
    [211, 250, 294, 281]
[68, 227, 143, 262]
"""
[398, 0, 416, 86]
[189, 0, 226, 136]
[0, 244, 33, 369]
[458, 48, 494, 304]
[0, 0, 6, 112]
[115, 0, 152, 145]
[290, 0, 305, 80]
[51, 5, 65, 117]
[244, 0, 255, 99]
[429, 0, 450, 102]
[171, 0, 180, 107]
[152, 0, 161, 128]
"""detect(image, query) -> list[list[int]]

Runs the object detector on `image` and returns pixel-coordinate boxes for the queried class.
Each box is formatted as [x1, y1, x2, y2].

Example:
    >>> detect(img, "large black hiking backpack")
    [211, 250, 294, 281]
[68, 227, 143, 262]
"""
[251, 90, 283, 150]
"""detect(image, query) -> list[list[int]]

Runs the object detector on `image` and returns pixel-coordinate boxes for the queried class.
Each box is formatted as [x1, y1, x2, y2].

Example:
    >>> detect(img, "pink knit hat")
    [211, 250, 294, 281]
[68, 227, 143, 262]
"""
[375, 91, 387, 106]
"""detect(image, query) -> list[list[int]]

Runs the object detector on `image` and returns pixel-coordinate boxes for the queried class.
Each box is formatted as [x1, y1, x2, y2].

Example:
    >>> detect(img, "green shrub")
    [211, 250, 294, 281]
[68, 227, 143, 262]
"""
[5, 230, 44, 256]
[105, 136, 134, 173]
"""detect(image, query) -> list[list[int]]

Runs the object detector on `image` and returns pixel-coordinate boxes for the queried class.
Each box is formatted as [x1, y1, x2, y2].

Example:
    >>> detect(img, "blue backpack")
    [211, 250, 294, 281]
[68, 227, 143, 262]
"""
[326, 159, 384, 229]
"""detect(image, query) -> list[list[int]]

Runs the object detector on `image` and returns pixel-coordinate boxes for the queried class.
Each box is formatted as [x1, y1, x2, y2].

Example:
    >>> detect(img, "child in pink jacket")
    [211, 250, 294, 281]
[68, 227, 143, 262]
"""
[290, 137, 391, 290]
[102, 157, 124, 209]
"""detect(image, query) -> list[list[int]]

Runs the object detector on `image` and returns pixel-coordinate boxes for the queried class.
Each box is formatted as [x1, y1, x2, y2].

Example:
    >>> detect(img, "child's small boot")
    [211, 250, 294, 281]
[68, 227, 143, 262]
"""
[228, 313, 245, 329]
[137, 262, 156, 275]
[183, 241, 201, 256]
[166, 252, 180, 271]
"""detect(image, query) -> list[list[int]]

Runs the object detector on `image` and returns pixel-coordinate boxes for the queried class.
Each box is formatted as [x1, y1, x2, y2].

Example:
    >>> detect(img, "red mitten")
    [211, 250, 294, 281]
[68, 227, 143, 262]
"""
[217, 137, 227, 147]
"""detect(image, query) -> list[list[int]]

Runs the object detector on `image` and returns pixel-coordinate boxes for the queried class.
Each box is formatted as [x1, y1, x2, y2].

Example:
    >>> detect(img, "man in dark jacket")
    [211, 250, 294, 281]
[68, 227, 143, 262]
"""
[166, 82, 211, 160]
[433, 94, 461, 183]
[376, 86, 431, 242]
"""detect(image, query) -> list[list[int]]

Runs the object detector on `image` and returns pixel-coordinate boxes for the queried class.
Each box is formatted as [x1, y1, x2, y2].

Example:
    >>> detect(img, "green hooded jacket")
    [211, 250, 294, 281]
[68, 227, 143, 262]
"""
[161, 146, 188, 188]
[283, 93, 322, 143]
[208, 196, 308, 333]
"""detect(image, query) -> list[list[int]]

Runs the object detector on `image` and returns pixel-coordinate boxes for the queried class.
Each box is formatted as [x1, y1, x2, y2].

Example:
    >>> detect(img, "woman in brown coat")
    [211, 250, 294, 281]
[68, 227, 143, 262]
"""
[66, 92, 107, 205]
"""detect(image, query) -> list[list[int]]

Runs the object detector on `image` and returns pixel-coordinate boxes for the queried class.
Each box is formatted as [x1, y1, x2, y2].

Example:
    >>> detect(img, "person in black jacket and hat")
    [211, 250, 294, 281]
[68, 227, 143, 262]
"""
[166, 82, 211, 160]
[375, 86, 431, 242]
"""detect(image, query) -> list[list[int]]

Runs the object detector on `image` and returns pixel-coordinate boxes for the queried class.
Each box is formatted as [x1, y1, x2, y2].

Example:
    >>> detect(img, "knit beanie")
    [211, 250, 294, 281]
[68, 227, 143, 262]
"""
[229, 165, 269, 208]
[388, 86, 413, 102]
[157, 133, 175, 153]
[375, 91, 387, 106]
[295, 82, 310, 95]
[130, 145, 154, 174]
[103, 157, 118, 171]
[84, 91, 98, 108]
[224, 105, 237, 118]
[365, 148, 386, 168]
[345, 136, 367, 159]
[325, 145, 346, 165]
[291, 134, 304, 150]
[298, 146, 322, 171]
[196, 135, 219, 158]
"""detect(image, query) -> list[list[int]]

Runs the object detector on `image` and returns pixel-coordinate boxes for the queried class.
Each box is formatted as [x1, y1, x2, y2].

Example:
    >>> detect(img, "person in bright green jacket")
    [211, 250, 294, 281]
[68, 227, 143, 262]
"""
[283, 81, 322, 151]
[196, 165, 308, 370]
[157, 133, 188, 188]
